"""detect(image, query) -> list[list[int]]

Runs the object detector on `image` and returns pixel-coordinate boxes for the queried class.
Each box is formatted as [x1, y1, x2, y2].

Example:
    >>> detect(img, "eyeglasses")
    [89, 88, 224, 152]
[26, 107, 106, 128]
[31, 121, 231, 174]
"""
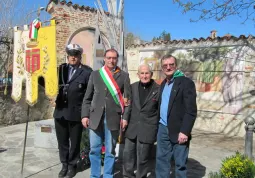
[105, 57, 118, 60]
[162, 63, 176, 70]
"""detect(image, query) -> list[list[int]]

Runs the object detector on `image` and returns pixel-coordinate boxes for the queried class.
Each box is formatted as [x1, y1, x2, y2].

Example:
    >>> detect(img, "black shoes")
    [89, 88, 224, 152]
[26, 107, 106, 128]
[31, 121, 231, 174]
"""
[58, 165, 68, 178]
[59, 164, 76, 178]
[64, 168, 76, 178]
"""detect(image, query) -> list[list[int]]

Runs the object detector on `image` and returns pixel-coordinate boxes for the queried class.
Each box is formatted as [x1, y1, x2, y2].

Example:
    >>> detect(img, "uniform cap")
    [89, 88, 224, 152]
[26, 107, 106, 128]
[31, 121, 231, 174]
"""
[66, 44, 83, 56]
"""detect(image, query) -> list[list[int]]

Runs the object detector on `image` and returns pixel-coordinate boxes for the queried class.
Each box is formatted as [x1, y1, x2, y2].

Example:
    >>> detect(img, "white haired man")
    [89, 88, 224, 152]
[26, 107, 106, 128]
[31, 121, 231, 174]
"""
[123, 63, 160, 178]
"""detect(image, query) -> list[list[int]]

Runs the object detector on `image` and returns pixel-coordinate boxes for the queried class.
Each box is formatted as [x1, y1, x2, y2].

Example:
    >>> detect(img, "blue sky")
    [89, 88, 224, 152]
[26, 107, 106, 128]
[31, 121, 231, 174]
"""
[27, 0, 254, 41]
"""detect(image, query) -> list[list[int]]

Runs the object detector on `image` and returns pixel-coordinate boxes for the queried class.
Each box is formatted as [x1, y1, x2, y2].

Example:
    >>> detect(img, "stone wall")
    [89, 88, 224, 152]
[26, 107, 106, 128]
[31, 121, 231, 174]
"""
[0, 86, 52, 126]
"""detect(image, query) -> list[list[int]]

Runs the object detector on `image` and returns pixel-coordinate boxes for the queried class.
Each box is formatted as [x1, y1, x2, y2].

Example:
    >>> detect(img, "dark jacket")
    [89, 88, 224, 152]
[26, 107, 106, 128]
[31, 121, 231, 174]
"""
[53, 63, 92, 121]
[159, 76, 197, 142]
[125, 80, 160, 144]
[81, 69, 131, 131]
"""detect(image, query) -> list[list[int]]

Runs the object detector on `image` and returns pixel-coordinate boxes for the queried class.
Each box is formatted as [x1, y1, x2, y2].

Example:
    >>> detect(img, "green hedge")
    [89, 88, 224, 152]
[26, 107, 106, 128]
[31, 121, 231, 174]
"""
[209, 152, 255, 178]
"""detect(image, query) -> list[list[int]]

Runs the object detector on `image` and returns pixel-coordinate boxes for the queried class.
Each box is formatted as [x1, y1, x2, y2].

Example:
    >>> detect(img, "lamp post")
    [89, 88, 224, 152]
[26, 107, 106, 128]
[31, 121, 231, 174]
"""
[25, 6, 45, 24]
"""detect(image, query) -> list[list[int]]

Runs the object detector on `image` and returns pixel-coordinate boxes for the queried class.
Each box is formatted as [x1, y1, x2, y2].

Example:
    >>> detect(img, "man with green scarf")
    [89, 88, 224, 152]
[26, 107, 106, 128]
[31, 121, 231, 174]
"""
[155, 54, 197, 178]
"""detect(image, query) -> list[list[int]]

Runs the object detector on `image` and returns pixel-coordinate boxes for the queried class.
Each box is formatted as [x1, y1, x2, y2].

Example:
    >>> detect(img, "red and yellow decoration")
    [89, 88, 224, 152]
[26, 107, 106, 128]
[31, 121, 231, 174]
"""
[12, 20, 58, 106]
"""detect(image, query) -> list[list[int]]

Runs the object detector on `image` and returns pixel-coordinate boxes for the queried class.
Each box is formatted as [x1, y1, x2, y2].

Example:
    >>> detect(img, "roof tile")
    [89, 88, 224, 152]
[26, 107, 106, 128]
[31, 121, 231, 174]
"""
[47, 0, 105, 13]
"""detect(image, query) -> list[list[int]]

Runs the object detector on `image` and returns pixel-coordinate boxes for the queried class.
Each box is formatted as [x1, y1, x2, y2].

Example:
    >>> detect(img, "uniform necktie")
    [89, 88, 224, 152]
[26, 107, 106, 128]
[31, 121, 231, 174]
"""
[68, 67, 75, 81]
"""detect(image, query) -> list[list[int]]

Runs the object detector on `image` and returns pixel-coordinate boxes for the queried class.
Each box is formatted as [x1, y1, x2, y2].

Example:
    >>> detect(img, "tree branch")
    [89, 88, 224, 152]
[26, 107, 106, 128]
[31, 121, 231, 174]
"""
[173, 0, 255, 24]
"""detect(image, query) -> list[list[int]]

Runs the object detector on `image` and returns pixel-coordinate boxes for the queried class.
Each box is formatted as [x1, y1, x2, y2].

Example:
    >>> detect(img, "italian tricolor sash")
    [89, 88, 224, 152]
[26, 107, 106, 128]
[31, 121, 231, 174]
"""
[29, 18, 41, 39]
[99, 66, 125, 114]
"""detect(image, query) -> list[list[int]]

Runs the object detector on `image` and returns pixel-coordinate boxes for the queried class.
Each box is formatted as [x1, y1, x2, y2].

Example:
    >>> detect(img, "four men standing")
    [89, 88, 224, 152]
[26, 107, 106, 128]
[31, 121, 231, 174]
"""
[54, 45, 197, 178]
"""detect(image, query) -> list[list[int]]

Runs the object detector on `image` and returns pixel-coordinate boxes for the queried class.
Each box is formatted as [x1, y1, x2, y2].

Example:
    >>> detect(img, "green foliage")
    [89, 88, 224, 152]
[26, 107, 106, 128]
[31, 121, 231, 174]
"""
[125, 32, 135, 47]
[80, 129, 90, 151]
[209, 152, 255, 178]
[160, 30, 171, 41]
[220, 152, 255, 178]
[208, 171, 224, 178]
[51, 0, 59, 4]
[152, 30, 171, 41]
[125, 32, 144, 47]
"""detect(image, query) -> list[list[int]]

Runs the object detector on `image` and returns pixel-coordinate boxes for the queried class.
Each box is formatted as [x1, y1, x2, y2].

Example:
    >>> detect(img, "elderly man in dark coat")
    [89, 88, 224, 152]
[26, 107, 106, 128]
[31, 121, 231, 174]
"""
[123, 63, 160, 178]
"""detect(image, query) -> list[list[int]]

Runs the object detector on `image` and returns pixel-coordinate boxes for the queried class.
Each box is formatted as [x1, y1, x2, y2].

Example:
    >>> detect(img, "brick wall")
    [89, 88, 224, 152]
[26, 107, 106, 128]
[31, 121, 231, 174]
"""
[47, 2, 109, 65]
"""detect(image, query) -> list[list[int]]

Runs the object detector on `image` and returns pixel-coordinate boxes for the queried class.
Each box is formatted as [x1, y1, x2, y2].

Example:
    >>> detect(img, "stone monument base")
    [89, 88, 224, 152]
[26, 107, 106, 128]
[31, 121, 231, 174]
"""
[34, 119, 58, 149]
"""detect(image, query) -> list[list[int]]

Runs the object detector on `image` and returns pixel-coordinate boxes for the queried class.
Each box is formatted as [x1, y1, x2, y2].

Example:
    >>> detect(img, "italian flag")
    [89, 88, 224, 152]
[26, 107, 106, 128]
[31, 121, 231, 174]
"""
[29, 18, 41, 39]
[99, 66, 125, 114]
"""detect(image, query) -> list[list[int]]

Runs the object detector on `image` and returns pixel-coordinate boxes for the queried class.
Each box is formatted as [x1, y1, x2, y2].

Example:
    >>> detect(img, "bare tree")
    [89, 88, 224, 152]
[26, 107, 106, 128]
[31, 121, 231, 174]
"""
[0, 0, 28, 37]
[0, 0, 29, 82]
[173, 0, 255, 23]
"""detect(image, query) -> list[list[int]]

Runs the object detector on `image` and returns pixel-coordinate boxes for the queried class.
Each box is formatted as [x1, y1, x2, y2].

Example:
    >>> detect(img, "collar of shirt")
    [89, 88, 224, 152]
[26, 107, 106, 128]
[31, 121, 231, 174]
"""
[69, 64, 81, 69]
[110, 66, 117, 73]
[111, 66, 121, 74]
[69, 66, 75, 74]
[166, 77, 174, 85]
[68, 64, 81, 78]
[111, 66, 116, 71]
[140, 79, 153, 89]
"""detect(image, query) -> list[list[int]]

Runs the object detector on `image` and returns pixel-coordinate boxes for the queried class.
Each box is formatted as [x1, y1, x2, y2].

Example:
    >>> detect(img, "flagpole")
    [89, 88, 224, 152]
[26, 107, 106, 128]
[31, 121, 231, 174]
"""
[21, 105, 30, 174]
[20, 6, 44, 175]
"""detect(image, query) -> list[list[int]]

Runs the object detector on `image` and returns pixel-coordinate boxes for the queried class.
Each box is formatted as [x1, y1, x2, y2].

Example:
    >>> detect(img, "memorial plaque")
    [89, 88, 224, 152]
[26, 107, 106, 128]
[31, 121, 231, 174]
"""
[247, 104, 255, 109]
[96, 49, 104, 57]
[41, 126, 52, 133]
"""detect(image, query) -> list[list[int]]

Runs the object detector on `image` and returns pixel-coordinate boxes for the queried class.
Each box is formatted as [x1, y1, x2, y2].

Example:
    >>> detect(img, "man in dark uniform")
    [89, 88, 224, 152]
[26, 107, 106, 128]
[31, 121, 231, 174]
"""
[54, 44, 92, 178]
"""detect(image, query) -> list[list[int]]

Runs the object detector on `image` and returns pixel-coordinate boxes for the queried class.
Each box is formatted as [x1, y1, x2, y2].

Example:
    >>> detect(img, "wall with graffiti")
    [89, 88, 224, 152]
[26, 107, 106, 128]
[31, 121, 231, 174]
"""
[127, 39, 255, 136]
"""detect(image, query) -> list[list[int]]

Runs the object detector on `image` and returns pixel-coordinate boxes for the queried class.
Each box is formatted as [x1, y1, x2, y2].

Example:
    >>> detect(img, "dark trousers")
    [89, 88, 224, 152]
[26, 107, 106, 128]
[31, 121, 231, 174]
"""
[123, 137, 153, 178]
[155, 124, 189, 178]
[55, 118, 83, 169]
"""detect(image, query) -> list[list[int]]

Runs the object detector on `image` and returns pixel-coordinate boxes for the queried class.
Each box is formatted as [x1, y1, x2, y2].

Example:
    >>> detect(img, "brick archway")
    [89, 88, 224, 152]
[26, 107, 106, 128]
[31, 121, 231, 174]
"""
[68, 27, 96, 67]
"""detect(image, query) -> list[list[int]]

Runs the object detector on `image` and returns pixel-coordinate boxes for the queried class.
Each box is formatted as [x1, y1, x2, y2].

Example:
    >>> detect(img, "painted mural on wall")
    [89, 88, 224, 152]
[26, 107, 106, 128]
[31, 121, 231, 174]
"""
[139, 46, 254, 115]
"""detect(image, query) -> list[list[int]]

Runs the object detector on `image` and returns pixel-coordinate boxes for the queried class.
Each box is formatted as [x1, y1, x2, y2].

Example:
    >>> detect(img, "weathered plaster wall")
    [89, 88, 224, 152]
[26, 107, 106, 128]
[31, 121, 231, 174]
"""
[0, 87, 52, 126]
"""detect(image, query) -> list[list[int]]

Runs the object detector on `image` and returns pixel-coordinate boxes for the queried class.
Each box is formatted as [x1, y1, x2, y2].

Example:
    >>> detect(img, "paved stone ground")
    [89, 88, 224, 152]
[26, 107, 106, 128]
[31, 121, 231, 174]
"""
[0, 122, 252, 178]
